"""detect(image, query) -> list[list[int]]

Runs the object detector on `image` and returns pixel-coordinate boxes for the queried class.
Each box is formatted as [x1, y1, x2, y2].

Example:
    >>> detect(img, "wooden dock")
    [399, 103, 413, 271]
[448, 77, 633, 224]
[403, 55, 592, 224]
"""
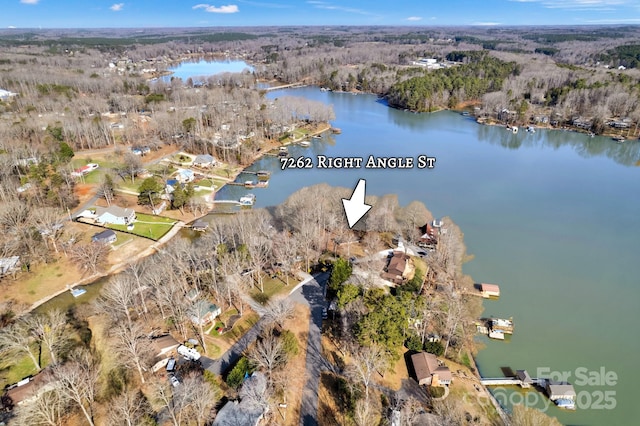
[481, 370, 541, 388]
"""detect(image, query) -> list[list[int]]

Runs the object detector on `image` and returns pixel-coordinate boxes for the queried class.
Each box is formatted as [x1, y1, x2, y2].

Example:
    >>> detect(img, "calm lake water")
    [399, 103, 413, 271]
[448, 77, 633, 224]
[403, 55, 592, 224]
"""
[162, 59, 253, 82]
[216, 87, 640, 425]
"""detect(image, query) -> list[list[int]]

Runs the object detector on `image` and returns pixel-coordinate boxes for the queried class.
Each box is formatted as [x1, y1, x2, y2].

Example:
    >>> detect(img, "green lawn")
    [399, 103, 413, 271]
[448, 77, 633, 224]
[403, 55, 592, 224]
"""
[250, 275, 287, 303]
[196, 178, 227, 189]
[221, 313, 259, 343]
[71, 158, 122, 184]
[107, 212, 176, 241]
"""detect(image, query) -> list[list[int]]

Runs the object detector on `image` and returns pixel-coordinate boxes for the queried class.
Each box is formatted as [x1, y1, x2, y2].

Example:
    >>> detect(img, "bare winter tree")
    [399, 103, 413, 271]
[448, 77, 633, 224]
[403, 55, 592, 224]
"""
[0, 320, 41, 371]
[111, 321, 153, 384]
[247, 332, 286, 384]
[347, 343, 387, 404]
[261, 296, 294, 330]
[52, 348, 100, 426]
[69, 241, 111, 276]
[106, 389, 153, 426]
[354, 397, 377, 426]
[181, 373, 221, 426]
[152, 373, 220, 426]
[12, 388, 70, 426]
[97, 274, 137, 327]
[25, 309, 67, 366]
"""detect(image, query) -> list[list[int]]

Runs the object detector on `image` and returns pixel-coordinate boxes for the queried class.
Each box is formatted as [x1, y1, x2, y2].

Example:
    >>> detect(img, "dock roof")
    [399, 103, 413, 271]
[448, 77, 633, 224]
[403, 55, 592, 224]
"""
[480, 283, 500, 293]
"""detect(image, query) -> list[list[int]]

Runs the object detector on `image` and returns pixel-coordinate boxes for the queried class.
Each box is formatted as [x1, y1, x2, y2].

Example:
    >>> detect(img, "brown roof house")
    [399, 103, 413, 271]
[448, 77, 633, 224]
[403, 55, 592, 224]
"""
[5, 371, 57, 406]
[382, 251, 414, 284]
[411, 352, 452, 387]
[151, 335, 180, 358]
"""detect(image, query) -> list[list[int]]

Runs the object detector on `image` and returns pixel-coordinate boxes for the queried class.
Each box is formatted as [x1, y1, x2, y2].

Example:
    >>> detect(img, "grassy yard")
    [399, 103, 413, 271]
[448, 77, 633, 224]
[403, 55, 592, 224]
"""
[220, 312, 259, 343]
[195, 178, 226, 189]
[0, 257, 84, 306]
[249, 275, 288, 304]
[107, 212, 176, 241]
[0, 351, 48, 389]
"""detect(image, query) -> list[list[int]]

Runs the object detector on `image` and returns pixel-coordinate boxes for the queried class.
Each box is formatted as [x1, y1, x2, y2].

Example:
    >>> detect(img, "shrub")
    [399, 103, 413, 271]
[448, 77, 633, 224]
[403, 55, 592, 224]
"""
[424, 341, 444, 356]
[225, 356, 253, 389]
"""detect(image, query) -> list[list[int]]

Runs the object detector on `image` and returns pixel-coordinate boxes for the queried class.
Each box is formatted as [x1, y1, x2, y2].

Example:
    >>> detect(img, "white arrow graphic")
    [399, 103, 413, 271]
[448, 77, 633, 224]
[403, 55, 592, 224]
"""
[342, 179, 372, 228]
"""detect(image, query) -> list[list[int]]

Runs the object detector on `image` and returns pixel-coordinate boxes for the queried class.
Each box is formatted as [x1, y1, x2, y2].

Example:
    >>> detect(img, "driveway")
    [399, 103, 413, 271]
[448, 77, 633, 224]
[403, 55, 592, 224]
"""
[289, 272, 331, 426]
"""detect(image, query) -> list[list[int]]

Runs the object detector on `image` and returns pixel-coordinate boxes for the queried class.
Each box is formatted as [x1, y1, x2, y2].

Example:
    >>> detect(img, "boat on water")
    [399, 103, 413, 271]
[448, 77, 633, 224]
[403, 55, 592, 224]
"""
[299, 140, 311, 147]
[239, 193, 256, 206]
[490, 317, 514, 333]
[70, 287, 87, 298]
[312, 134, 322, 139]
[256, 170, 271, 181]
[278, 146, 288, 156]
[488, 330, 505, 340]
[613, 136, 625, 143]
[526, 126, 535, 133]
[555, 399, 576, 410]
[254, 180, 269, 188]
[244, 180, 256, 188]
[512, 126, 519, 134]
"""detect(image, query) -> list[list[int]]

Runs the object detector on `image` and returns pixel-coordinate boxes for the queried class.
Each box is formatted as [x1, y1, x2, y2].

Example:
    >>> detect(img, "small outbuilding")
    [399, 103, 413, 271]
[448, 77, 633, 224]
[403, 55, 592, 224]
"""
[92, 229, 117, 244]
[480, 283, 500, 298]
[546, 381, 576, 401]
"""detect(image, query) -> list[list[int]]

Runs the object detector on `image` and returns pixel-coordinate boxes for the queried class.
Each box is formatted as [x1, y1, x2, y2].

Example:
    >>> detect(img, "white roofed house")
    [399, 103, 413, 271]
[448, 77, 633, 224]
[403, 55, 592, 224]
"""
[192, 154, 216, 168]
[176, 168, 195, 183]
[0, 88, 18, 101]
[94, 205, 136, 225]
[0, 256, 21, 279]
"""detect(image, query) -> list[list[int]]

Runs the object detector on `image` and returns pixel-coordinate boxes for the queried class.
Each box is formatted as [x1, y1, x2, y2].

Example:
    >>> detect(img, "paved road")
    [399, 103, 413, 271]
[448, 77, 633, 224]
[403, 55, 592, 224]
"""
[200, 272, 331, 425]
[289, 272, 331, 426]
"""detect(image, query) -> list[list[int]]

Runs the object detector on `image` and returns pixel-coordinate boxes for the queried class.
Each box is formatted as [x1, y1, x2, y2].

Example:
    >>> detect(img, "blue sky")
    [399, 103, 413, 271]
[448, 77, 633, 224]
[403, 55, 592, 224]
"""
[3, 0, 640, 28]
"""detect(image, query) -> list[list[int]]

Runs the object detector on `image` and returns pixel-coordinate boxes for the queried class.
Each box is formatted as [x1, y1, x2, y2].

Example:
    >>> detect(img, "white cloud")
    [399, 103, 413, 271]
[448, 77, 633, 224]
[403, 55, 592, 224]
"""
[585, 17, 640, 23]
[110, 3, 124, 11]
[472, 22, 502, 26]
[509, 0, 631, 9]
[306, 1, 376, 16]
[20, 0, 40, 4]
[193, 4, 239, 13]
[406, 16, 422, 21]
[8, 26, 17, 29]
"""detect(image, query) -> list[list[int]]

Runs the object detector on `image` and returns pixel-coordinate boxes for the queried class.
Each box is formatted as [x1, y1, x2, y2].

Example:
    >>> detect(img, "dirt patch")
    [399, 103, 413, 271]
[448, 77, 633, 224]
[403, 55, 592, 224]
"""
[74, 182, 98, 206]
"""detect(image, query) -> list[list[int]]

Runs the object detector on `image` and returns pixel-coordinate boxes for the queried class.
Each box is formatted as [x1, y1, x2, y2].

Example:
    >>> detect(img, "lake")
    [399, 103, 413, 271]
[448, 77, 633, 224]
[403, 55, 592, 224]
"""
[162, 59, 253, 83]
[215, 87, 640, 425]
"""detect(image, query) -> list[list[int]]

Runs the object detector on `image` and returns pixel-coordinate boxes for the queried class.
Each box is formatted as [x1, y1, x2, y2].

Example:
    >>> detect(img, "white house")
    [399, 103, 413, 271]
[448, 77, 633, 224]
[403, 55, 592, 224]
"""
[0, 89, 18, 101]
[192, 154, 216, 168]
[94, 205, 136, 225]
[0, 256, 20, 277]
[176, 169, 195, 183]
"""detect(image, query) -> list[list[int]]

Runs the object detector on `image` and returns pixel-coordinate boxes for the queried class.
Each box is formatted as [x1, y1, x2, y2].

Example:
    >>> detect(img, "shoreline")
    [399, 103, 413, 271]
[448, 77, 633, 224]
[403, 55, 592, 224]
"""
[24, 122, 332, 314]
